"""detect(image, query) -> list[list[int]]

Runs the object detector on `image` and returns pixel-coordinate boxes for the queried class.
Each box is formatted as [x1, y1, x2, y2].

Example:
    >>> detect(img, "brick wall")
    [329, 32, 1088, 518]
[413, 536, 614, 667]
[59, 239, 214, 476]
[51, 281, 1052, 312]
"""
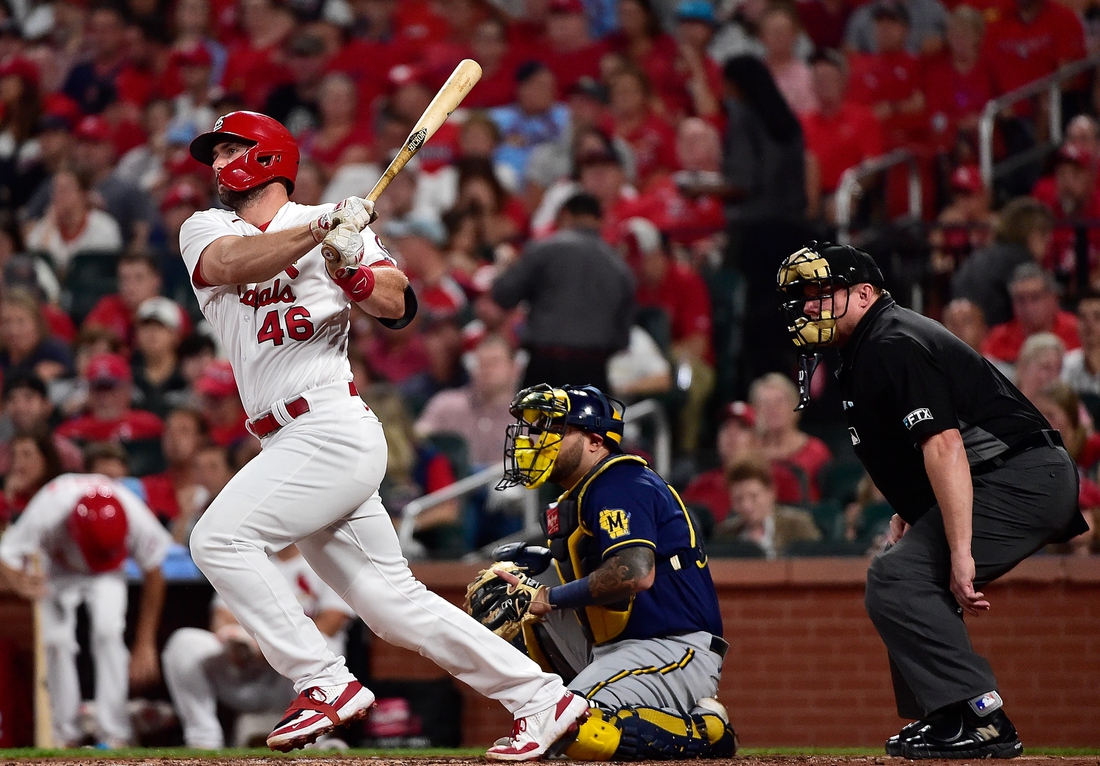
[2, 556, 1095, 748]
[372, 557, 1100, 748]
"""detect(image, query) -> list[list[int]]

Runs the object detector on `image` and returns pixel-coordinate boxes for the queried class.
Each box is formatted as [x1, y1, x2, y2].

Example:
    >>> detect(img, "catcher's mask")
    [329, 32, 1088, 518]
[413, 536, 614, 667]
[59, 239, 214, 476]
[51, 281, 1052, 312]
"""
[776, 243, 885, 349]
[498, 384, 626, 490]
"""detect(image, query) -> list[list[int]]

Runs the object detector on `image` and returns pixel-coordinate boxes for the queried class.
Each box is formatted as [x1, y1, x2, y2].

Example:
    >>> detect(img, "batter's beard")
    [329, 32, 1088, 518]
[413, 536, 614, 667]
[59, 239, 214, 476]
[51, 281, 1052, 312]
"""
[218, 183, 269, 211]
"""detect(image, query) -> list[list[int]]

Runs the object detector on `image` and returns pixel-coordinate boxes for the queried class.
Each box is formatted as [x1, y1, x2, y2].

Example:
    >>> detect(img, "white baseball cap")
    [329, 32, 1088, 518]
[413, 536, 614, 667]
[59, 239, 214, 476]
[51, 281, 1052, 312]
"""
[136, 297, 184, 332]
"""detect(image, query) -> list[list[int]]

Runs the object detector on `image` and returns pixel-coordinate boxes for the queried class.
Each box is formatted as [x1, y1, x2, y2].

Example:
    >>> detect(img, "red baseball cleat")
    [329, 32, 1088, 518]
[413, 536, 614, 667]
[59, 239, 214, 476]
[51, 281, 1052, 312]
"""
[266, 680, 375, 752]
[486, 691, 591, 761]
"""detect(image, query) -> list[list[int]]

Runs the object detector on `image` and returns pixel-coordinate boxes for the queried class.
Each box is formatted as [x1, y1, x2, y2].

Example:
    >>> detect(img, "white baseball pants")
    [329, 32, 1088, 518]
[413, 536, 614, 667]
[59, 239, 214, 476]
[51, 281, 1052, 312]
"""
[189, 391, 566, 716]
[41, 572, 132, 745]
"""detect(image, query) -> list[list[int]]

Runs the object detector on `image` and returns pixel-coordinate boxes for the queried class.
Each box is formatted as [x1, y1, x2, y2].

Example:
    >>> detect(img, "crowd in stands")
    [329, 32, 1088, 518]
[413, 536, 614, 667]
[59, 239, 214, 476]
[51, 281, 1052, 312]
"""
[0, 0, 1095, 571]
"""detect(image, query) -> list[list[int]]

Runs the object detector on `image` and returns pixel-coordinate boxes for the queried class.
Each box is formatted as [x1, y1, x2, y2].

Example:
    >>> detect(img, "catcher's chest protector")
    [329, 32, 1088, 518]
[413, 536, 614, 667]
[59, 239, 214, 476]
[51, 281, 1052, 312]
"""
[548, 454, 649, 645]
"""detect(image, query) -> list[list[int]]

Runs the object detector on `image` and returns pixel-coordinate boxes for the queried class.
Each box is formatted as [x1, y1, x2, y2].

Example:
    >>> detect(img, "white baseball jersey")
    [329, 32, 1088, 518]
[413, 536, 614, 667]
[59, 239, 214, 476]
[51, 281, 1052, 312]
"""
[0, 473, 172, 576]
[179, 201, 393, 420]
[213, 552, 355, 656]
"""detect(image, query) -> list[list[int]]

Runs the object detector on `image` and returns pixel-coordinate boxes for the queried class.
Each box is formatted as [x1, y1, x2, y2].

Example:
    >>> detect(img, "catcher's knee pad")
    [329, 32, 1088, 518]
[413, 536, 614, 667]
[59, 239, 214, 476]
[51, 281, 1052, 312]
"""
[614, 706, 718, 760]
[562, 708, 622, 761]
[692, 710, 737, 758]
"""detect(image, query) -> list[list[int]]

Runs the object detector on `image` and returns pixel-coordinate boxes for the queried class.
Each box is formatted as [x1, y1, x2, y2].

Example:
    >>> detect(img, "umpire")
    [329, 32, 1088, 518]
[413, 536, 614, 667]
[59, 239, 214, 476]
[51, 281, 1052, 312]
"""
[776, 244, 1087, 760]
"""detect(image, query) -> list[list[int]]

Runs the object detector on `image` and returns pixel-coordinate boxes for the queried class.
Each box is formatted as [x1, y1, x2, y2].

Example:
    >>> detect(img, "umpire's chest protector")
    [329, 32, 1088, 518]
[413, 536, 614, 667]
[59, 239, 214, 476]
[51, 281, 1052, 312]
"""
[547, 454, 648, 645]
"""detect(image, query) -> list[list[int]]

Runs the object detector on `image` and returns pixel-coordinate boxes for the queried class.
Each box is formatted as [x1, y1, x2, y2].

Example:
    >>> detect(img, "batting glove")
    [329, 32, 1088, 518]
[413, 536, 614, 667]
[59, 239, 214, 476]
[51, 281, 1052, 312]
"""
[321, 222, 365, 280]
[310, 196, 376, 243]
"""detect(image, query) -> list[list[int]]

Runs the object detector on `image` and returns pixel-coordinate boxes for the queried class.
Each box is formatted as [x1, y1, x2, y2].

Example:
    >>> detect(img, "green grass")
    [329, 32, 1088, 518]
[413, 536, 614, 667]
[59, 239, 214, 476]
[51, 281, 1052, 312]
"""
[2, 746, 1100, 759]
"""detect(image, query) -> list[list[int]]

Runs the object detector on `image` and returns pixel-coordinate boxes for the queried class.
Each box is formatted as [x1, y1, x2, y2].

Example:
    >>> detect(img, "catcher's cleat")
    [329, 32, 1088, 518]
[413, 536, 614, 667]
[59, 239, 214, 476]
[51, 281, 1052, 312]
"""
[266, 680, 374, 752]
[486, 691, 591, 761]
[885, 719, 925, 756]
[900, 709, 1022, 760]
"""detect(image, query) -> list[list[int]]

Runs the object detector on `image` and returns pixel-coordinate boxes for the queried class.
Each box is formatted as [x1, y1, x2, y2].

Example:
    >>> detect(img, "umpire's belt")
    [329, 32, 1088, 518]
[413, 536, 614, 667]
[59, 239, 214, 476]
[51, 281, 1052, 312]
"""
[247, 381, 361, 438]
[970, 429, 1063, 476]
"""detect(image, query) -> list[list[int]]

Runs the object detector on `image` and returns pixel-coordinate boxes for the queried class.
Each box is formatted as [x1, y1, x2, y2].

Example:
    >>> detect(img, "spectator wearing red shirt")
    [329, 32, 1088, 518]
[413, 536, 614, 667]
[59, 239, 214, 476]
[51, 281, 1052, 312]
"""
[220, 0, 294, 109]
[601, 67, 678, 188]
[750, 371, 833, 503]
[60, 5, 130, 115]
[0, 432, 63, 526]
[0, 374, 83, 476]
[624, 217, 714, 453]
[460, 17, 519, 109]
[985, 0, 1086, 99]
[330, 0, 418, 114]
[801, 50, 885, 222]
[619, 117, 726, 245]
[847, 0, 926, 148]
[192, 360, 248, 448]
[298, 72, 374, 174]
[380, 216, 469, 321]
[55, 353, 164, 445]
[141, 407, 206, 526]
[668, 1, 724, 122]
[681, 401, 805, 524]
[83, 252, 169, 348]
[1031, 144, 1100, 287]
[606, 0, 684, 119]
[922, 5, 996, 154]
[535, 0, 609, 96]
[929, 164, 995, 273]
[982, 263, 1081, 365]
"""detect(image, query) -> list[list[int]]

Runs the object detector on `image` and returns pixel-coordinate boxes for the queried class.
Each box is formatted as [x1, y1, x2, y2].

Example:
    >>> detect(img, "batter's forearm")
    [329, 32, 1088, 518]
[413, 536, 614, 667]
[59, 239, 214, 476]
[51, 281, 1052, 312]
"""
[135, 568, 166, 647]
[199, 226, 318, 285]
[356, 266, 409, 318]
[921, 429, 974, 557]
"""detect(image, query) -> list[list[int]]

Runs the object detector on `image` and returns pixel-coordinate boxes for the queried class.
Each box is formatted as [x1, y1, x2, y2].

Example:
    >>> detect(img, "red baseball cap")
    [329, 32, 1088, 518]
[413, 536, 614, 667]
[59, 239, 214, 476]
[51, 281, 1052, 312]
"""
[721, 401, 756, 429]
[949, 164, 984, 194]
[170, 42, 213, 68]
[160, 181, 204, 212]
[196, 360, 237, 398]
[0, 57, 40, 87]
[549, 0, 585, 13]
[1055, 143, 1095, 169]
[86, 353, 132, 387]
[75, 115, 112, 143]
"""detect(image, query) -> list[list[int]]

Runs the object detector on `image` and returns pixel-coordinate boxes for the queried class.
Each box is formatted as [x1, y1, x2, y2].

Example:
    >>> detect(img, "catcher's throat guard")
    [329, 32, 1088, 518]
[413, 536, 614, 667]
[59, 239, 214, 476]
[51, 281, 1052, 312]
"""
[498, 384, 625, 490]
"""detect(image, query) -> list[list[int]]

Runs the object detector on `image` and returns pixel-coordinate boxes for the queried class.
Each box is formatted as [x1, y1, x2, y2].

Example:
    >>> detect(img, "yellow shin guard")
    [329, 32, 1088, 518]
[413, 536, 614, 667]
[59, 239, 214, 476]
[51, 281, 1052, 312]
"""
[563, 709, 622, 761]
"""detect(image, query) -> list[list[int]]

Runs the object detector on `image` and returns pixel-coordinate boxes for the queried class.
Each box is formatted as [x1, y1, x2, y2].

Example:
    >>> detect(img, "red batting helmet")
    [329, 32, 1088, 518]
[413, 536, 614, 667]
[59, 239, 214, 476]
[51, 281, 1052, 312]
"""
[68, 486, 129, 573]
[189, 111, 299, 193]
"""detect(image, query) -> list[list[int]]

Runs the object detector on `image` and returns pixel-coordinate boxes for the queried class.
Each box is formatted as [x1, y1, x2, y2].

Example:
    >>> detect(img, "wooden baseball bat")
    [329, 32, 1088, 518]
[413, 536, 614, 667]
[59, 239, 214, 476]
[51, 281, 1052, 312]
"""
[32, 555, 53, 748]
[365, 59, 482, 204]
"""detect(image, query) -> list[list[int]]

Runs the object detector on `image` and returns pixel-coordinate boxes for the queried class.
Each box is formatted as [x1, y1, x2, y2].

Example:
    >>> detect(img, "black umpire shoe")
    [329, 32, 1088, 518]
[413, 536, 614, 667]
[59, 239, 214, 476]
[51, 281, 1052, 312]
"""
[900, 709, 1023, 759]
[885, 719, 924, 756]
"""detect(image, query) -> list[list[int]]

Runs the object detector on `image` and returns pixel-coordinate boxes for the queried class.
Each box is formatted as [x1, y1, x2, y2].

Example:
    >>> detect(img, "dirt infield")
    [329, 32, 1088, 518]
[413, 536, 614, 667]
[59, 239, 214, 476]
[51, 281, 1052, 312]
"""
[3, 757, 1100, 766]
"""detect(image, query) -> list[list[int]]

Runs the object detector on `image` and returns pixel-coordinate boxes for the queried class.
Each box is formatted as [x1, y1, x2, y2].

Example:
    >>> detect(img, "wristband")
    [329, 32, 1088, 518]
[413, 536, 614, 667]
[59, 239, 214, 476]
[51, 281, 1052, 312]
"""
[333, 264, 376, 303]
[547, 577, 594, 610]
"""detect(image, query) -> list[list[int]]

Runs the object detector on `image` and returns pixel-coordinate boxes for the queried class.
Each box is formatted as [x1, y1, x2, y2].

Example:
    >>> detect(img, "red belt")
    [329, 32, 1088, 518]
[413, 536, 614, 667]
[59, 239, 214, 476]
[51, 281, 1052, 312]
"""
[248, 382, 359, 438]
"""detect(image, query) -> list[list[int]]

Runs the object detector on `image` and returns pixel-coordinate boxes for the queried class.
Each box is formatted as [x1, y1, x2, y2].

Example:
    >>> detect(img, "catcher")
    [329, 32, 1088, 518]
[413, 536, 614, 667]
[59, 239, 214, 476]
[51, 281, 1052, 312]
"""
[466, 384, 735, 761]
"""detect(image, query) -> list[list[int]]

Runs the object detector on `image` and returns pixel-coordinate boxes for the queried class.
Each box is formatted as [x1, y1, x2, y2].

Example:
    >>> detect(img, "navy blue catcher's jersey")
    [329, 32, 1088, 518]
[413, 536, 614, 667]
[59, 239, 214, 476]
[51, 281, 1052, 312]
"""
[582, 460, 723, 642]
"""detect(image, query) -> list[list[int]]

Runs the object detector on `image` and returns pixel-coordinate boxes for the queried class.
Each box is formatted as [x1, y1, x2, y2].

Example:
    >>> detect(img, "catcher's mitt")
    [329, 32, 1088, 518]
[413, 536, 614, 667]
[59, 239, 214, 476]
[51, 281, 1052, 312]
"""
[464, 562, 545, 640]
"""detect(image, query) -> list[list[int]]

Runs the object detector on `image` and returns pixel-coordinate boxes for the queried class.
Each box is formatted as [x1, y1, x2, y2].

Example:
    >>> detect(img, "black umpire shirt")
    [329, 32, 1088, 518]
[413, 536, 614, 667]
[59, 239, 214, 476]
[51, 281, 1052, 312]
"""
[837, 294, 1050, 524]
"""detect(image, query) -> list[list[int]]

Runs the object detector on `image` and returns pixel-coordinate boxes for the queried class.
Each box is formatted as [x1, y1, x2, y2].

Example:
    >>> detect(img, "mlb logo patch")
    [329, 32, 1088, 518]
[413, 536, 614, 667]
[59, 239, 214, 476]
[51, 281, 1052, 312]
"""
[969, 691, 1002, 716]
[903, 408, 933, 430]
[546, 503, 560, 535]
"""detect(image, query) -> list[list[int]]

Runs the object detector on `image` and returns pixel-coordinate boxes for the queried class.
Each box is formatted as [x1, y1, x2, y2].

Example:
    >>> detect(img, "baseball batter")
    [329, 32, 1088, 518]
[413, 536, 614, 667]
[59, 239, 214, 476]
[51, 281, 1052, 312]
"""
[179, 111, 588, 755]
[0, 475, 172, 747]
[162, 544, 355, 748]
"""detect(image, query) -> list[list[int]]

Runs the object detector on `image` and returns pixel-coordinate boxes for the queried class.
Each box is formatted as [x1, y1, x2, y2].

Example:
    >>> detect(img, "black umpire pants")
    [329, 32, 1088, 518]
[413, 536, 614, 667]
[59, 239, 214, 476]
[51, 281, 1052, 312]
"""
[864, 445, 1081, 719]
